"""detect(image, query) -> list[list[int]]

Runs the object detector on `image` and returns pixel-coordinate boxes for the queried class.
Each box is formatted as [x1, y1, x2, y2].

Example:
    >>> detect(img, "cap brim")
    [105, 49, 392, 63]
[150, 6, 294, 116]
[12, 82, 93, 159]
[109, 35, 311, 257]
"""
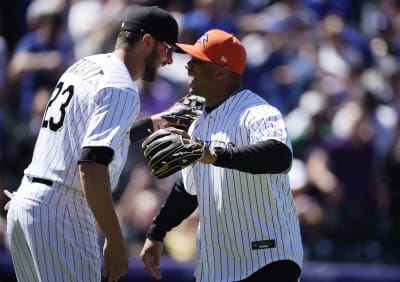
[173, 43, 186, 54]
[175, 43, 212, 62]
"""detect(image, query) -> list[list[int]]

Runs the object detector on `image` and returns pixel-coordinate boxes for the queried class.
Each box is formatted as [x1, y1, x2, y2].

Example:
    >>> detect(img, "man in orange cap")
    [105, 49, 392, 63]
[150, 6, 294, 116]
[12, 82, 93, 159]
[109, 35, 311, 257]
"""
[139, 29, 303, 281]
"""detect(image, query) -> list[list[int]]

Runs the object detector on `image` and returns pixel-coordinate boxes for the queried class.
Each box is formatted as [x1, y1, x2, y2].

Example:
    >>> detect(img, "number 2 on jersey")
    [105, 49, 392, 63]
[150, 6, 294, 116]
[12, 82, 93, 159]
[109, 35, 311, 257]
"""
[42, 81, 74, 131]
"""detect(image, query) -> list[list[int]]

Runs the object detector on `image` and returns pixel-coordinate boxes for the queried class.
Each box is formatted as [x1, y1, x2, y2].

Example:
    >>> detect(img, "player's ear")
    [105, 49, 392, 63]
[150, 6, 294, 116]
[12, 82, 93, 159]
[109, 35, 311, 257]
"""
[215, 66, 230, 80]
[141, 34, 155, 52]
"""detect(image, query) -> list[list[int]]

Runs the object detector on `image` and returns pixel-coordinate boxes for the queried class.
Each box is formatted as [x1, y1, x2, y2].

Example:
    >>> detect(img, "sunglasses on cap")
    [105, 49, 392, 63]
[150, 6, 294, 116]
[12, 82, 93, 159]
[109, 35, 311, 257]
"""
[161, 41, 176, 57]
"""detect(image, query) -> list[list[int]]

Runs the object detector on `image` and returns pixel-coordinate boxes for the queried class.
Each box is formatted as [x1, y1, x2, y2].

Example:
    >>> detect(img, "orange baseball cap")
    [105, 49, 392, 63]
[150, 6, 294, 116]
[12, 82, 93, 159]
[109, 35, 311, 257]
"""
[176, 29, 247, 75]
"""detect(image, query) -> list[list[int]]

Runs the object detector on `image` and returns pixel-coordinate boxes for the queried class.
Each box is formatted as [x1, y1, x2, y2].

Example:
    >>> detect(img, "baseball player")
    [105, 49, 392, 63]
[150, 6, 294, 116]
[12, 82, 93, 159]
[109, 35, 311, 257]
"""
[5, 6, 179, 282]
[140, 29, 303, 281]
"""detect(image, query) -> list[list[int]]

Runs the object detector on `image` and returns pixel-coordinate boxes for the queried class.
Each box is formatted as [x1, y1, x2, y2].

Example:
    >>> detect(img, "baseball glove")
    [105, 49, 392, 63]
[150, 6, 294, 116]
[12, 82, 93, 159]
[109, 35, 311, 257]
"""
[142, 128, 204, 178]
[161, 94, 205, 131]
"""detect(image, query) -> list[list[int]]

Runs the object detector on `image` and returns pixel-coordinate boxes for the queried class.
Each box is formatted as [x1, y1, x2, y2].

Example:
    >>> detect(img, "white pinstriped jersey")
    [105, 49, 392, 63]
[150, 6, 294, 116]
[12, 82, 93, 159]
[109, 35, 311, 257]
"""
[24, 53, 140, 192]
[7, 53, 140, 282]
[182, 89, 303, 282]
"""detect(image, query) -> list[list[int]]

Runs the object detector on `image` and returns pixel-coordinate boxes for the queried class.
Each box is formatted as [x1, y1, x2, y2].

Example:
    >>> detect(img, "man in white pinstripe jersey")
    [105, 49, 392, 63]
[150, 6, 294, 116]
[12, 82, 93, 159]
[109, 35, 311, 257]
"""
[140, 29, 303, 281]
[5, 6, 179, 282]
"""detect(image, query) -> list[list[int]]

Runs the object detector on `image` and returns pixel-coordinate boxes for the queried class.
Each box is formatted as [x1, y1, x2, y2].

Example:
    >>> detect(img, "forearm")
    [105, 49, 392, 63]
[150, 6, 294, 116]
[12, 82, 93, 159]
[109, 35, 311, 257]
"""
[129, 115, 167, 143]
[212, 140, 292, 174]
[167, 130, 292, 174]
[147, 176, 198, 241]
[79, 162, 123, 241]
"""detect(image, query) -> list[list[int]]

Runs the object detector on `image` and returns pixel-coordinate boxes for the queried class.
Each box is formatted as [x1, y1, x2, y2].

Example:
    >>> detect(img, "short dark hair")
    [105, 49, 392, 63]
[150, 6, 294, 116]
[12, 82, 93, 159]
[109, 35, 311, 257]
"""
[115, 30, 144, 49]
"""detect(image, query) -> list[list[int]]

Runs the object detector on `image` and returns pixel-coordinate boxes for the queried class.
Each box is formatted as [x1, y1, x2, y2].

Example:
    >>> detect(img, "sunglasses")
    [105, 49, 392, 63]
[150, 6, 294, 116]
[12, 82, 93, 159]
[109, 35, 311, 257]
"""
[161, 41, 176, 57]
[139, 29, 176, 57]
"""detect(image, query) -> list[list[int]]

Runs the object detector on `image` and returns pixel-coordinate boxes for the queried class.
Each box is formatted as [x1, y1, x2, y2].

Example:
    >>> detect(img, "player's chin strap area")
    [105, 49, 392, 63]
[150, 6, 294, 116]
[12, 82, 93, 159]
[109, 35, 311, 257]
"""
[3, 189, 16, 211]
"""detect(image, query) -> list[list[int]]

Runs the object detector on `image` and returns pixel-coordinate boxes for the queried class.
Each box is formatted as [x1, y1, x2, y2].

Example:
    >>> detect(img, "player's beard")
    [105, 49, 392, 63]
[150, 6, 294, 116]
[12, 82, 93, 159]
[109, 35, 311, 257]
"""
[142, 45, 158, 82]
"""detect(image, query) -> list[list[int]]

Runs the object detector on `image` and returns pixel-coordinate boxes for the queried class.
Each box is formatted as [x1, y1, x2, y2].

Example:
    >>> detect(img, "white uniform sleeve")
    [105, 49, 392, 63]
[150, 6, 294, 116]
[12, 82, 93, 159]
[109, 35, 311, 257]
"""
[82, 87, 139, 151]
[244, 104, 292, 150]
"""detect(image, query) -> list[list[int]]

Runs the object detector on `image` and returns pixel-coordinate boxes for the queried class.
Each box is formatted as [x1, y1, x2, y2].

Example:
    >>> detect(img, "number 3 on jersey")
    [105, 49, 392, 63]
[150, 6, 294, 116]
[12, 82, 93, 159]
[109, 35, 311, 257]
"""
[42, 81, 74, 132]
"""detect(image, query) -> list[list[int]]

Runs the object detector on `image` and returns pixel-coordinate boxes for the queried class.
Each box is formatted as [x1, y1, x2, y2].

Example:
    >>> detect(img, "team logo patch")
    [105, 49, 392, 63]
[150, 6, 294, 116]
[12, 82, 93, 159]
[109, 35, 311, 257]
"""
[197, 32, 209, 47]
[251, 240, 276, 250]
[220, 56, 228, 63]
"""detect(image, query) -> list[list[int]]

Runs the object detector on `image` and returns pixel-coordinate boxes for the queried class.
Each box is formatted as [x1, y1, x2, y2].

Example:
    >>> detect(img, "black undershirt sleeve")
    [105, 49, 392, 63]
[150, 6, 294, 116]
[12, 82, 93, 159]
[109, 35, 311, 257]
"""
[129, 117, 154, 143]
[213, 139, 292, 174]
[78, 146, 114, 166]
[146, 175, 198, 241]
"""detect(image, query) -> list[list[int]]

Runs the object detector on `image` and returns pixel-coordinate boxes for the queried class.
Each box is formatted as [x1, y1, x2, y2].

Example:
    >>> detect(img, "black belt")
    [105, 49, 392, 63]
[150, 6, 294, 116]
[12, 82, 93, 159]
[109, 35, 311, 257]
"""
[32, 177, 53, 186]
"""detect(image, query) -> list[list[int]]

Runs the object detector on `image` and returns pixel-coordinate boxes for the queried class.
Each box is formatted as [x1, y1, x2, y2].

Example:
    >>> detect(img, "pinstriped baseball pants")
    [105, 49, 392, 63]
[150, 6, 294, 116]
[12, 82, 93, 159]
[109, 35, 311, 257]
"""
[6, 176, 101, 282]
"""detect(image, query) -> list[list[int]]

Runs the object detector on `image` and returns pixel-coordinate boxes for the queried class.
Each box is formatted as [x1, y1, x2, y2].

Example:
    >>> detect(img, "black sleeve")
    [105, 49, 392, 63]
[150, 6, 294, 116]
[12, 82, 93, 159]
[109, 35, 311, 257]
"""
[213, 140, 292, 174]
[78, 146, 114, 166]
[146, 175, 198, 241]
[129, 117, 154, 143]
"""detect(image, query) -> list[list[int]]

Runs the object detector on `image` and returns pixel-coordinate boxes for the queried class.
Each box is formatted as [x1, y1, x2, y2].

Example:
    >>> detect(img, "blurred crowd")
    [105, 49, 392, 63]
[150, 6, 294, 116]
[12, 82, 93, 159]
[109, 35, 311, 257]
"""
[0, 0, 399, 266]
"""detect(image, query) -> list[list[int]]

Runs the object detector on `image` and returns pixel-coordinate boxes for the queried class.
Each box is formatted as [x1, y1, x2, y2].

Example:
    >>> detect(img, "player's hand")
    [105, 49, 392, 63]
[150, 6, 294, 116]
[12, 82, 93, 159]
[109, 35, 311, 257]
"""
[160, 94, 205, 131]
[151, 113, 169, 130]
[102, 238, 129, 282]
[167, 127, 191, 140]
[168, 128, 217, 164]
[140, 238, 164, 280]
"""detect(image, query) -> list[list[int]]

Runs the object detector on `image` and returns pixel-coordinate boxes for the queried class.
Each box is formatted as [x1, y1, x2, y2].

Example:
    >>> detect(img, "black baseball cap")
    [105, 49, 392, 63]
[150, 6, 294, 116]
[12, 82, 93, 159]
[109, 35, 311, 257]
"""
[120, 6, 179, 45]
